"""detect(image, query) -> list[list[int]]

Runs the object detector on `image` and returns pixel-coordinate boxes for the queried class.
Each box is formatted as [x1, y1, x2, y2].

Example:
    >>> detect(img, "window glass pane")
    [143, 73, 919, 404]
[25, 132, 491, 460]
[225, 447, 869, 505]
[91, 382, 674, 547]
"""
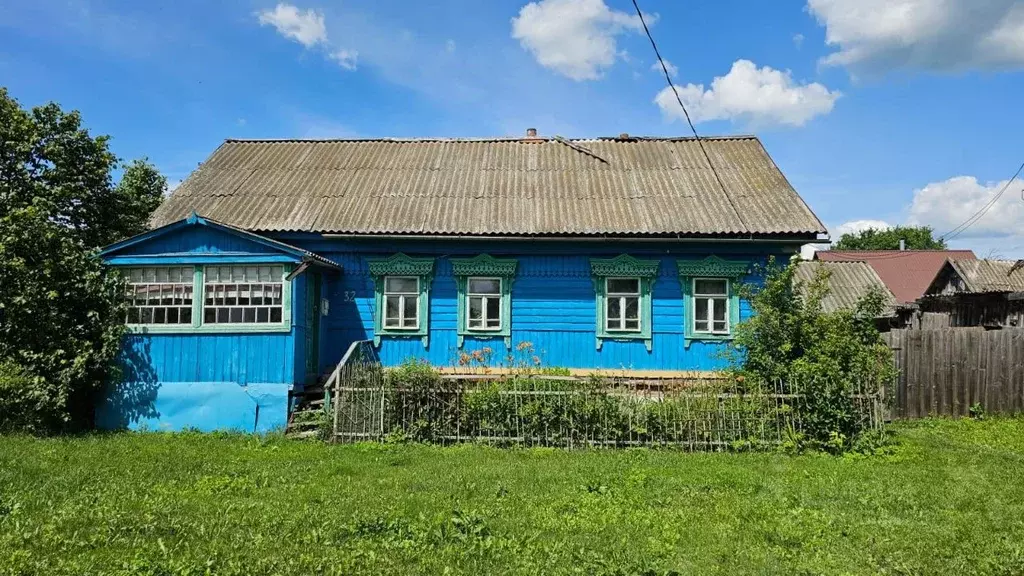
[607, 278, 639, 294]
[257, 308, 269, 323]
[607, 296, 621, 319]
[624, 297, 639, 320]
[695, 297, 709, 321]
[695, 320, 709, 332]
[123, 267, 194, 326]
[485, 297, 500, 322]
[607, 317, 623, 330]
[469, 296, 483, 320]
[469, 278, 501, 294]
[712, 298, 727, 322]
[385, 296, 400, 324]
[403, 295, 418, 323]
[270, 308, 282, 323]
[625, 318, 639, 330]
[385, 277, 418, 293]
[694, 279, 728, 295]
[713, 321, 728, 333]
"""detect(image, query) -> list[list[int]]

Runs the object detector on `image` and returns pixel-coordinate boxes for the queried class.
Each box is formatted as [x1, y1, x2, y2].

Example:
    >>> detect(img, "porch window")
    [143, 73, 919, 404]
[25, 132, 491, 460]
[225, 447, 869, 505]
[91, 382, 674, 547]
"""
[124, 267, 195, 325]
[467, 277, 502, 330]
[383, 276, 420, 329]
[604, 278, 641, 332]
[692, 278, 730, 334]
[203, 265, 285, 324]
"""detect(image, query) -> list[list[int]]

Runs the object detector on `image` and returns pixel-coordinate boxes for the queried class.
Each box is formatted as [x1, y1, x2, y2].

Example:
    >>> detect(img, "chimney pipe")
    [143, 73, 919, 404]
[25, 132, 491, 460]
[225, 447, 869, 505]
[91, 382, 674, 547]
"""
[526, 128, 537, 138]
[899, 239, 906, 251]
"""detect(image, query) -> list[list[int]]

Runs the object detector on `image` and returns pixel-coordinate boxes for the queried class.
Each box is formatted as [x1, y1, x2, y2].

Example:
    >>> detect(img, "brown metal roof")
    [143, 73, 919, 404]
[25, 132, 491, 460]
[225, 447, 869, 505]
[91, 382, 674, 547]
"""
[151, 136, 826, 238]
[795, 261, 899, 316]
[949, 259, 1024, 293]
[814, 250, 977, 304]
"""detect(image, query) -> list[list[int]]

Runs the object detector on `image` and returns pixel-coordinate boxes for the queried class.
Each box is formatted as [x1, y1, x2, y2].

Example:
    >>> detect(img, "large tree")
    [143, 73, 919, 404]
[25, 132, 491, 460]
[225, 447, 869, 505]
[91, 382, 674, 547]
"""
[0, 88, 166, 431]
[834, 225, 947, 251]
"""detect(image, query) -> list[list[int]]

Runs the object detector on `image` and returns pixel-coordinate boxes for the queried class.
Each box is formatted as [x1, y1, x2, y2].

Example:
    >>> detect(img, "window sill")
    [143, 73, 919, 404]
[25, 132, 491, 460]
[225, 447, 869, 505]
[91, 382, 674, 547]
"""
[127, 323, 292, 335]
[457, 331, 512, 349]
[683, 333, 735, 349]
[596, 332, 653, 352]
[374, 329, 429, 348]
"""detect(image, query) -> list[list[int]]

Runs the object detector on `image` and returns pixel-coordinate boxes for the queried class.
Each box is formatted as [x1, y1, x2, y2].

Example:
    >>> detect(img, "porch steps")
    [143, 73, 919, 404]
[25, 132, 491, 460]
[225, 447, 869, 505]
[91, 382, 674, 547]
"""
[284, 382, 329, 440]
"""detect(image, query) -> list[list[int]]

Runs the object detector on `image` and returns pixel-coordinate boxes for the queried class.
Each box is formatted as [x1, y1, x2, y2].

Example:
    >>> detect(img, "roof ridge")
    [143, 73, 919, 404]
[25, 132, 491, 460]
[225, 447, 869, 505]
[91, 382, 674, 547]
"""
[222, 135, 761, 144]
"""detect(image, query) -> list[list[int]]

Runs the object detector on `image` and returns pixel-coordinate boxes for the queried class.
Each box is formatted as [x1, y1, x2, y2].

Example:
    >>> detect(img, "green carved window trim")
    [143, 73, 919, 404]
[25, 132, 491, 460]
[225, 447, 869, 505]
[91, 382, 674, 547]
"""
[451, 255, 517, 349]
[590, 255, 659, 352]
[677, 256, 746, 348]
[367, 253, 434, 348]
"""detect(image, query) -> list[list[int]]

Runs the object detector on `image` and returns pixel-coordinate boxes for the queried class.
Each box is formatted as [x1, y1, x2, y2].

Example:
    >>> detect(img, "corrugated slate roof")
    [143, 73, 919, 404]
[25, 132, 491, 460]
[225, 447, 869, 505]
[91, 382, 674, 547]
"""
[151, 136, 826, 238]
[949, 259, 1024, 293]
[814, 250, 976, 304]
[795, 261, 899, 316]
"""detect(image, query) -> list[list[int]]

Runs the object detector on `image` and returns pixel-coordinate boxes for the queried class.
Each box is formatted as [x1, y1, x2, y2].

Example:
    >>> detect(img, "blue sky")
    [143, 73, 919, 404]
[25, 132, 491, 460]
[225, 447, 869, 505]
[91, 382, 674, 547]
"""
[3, 0, 1024, 256]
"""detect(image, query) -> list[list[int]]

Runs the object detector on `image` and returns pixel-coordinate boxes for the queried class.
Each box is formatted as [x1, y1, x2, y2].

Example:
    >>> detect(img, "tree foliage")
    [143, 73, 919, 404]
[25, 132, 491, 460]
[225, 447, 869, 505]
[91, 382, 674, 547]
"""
[0, 88, 165, 431]
[732, 258, 896, 451]
[834, 225, 946, 251]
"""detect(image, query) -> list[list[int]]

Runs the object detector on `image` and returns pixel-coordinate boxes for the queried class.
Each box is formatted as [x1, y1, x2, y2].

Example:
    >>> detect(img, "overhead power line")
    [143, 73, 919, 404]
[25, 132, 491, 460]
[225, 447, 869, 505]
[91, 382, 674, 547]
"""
[938, 160, 1024, 242]
[630, 0, 741, 226]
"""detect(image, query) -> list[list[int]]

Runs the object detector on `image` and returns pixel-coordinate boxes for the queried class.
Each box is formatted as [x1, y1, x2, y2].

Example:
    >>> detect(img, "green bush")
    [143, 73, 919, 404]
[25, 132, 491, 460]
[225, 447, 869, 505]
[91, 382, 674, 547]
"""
[731, 257, 896, 452]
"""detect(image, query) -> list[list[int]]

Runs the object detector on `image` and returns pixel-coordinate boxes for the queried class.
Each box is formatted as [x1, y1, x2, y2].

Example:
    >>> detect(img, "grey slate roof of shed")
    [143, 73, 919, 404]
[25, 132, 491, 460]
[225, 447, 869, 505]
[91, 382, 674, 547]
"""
[795, 261, 900, 317]
[948, 259, 1024, 293]
[151, 136, 826, 238]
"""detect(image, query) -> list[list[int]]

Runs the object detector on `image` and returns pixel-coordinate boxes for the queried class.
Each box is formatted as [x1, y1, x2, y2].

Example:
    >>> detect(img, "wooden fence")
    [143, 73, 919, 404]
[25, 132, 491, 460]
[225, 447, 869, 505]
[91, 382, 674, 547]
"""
[884, 329, 1024, 418]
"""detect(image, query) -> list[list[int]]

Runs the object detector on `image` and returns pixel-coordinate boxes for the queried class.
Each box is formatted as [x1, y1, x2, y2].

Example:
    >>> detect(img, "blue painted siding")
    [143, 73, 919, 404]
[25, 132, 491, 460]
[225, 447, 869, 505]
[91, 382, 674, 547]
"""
[98, 227, 313, 433]
[287, 238, 787, 373]
[117, 225, 278, 256]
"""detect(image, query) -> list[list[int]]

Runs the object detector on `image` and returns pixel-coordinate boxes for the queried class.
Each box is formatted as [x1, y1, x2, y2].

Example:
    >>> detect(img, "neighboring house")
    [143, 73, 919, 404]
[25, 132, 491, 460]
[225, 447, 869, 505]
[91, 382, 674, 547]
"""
[794, 261, 906, 328]
[920, 259, 1024, 328]
[97, 134, 826, 432]
[814, 249, 976, 305]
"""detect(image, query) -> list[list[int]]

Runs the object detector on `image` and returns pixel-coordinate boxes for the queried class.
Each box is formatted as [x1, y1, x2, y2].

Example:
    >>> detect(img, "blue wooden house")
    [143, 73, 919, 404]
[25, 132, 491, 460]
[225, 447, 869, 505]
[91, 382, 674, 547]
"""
[97, 134, 826, 432]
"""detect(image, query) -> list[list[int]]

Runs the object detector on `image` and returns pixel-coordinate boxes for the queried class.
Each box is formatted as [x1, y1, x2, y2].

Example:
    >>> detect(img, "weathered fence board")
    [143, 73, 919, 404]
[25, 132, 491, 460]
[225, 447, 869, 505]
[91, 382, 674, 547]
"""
[884, 329, 1024, 418]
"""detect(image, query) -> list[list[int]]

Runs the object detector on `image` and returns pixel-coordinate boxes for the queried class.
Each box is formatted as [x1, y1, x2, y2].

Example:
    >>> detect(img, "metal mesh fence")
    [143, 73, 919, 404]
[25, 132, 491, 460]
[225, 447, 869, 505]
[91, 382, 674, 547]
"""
[330, 364, 884, 450]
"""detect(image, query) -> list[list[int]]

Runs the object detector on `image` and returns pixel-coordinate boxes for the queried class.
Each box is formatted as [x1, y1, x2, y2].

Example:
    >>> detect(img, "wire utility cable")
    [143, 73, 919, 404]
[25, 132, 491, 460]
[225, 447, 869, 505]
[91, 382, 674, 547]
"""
[630, 0, 743, 228]
[938, 160, 1024, 242]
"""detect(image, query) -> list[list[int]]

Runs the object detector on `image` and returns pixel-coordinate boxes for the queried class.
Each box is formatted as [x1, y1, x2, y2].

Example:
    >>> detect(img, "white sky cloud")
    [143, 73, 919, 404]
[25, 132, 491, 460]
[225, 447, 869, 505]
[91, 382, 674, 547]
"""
[511, 0, 648, 81]
[330, 48, 358, 70]
[655, 59, 840, 127]
[807, 0, 1024, 73]
[907, 175, 1024, 239]
[257, 4, 327, 48]
[652, 59, 677, 77]
[792, 33, 804, 48]
[835, 219, 892, 237]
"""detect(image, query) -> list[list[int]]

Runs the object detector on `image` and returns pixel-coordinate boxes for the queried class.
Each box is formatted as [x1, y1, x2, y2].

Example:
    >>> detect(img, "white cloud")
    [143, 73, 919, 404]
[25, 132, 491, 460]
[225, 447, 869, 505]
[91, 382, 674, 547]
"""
[835, 219, 892, 237]
[257, 3, 327, 48]
[651, 59, 677, 77]
[907, 176, 1024, 239]
[330, 48, 358, 70]
[792, 33, 804, 48]
[511, 0, 647, 81]
[445, 39, 456, 54]
[655, 59, 840, 127]
[807, 0, 1024, 73]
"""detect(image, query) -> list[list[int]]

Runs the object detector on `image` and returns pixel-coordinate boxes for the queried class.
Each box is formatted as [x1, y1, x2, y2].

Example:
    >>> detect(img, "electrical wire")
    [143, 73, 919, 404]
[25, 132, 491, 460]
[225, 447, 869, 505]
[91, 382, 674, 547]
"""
[629, 0, 744, 228]
[938, 160, 1024, 242]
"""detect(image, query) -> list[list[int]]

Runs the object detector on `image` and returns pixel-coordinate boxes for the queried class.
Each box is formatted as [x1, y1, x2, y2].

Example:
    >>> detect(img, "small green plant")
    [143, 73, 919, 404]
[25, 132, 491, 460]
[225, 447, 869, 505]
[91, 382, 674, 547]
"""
[969, 402, 986, 420]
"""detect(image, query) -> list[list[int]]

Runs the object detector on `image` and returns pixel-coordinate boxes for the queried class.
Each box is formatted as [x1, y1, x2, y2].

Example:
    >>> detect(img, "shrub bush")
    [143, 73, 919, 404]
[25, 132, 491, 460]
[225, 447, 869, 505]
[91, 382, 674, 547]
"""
[731, 257, 896, 452]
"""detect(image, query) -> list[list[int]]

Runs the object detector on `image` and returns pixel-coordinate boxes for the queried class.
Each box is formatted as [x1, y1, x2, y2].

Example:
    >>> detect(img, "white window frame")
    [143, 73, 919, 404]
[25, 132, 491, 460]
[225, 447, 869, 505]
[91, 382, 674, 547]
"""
[466, 276, 503, 331]
[605, 277, 642, 333]
[383, 275, 420, 330]
[202, 265, 286, 326]
[692, 277, 730, 335]
[124, 266, 195, 326]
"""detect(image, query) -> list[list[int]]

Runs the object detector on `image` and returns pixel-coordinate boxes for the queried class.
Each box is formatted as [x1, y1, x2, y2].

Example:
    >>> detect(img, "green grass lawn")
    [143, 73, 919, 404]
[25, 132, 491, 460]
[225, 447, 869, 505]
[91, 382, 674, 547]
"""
[2, 420, 1024, 575]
